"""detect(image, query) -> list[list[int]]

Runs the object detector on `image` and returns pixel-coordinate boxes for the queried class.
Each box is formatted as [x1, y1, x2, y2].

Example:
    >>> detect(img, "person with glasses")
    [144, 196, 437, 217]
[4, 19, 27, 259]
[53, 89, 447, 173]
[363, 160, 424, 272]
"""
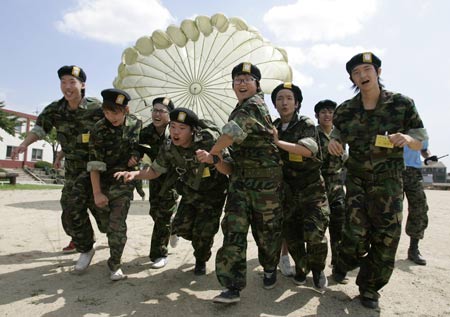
[138, 97, 179, 269]
[204, 62, 283, 304]
[328, 52, 428, 309]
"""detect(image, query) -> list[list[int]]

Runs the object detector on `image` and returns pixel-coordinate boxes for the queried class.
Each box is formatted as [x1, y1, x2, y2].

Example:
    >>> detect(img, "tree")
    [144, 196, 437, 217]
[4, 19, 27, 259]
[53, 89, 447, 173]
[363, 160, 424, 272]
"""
[0, 101, 18, 141]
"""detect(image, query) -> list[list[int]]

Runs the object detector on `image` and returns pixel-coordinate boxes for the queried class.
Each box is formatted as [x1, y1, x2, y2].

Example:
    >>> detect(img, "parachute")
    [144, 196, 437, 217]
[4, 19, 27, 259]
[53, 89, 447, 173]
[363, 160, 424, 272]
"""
[114, 13, 292, 127]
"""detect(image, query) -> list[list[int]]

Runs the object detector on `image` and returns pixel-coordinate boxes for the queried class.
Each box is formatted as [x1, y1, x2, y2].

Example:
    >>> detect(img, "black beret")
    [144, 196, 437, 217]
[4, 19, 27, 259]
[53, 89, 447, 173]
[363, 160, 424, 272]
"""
[170, 107, 199, 128]
[152, 97, 174, 112]
[346, 52, 381, 74]
[101, 88, 130, 107]
[231, 62, 261, 81]
[271, 82, 303, 105]
[314, 99, 337, 114]
[57, 65, 87, 82]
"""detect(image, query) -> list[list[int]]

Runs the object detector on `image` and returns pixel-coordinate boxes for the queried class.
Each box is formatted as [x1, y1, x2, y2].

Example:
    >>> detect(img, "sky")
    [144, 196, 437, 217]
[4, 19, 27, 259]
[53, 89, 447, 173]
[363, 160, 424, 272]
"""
[1, 0, 450, 166]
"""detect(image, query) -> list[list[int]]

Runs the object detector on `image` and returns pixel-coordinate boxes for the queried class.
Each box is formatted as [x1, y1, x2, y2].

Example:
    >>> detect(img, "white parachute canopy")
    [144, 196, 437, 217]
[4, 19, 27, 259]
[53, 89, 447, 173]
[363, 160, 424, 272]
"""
[114, 13, 292, 127]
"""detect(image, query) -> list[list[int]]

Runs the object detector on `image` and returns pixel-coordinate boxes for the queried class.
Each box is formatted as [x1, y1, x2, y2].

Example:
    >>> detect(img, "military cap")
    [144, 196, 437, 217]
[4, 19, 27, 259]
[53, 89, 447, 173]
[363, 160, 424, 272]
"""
[271, 82, 303, 105]
[101, 88, 130, 107]
[57, 65, 87, 82]
[346, 52, 382, 74]
[314, 99, 337, 114]
[170, 107, 199, 128]
[231, 62, 261, 81]
[152, 97, 174, 112]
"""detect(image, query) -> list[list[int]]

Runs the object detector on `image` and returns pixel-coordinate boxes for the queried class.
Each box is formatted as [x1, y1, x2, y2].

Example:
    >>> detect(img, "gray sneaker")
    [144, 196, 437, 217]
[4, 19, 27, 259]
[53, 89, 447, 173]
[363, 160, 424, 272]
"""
[74, 248, 95, 273]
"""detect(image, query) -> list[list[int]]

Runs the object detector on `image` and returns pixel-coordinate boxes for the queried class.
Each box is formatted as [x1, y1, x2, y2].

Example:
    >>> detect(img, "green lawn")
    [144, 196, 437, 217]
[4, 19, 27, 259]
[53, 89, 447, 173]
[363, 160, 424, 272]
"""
[0, 184, 63, 190]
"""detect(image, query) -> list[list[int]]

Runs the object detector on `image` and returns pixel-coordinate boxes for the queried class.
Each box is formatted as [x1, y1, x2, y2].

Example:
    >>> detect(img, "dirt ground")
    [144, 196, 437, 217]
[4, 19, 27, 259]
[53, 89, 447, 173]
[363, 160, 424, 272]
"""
[1, 188, 450, 317]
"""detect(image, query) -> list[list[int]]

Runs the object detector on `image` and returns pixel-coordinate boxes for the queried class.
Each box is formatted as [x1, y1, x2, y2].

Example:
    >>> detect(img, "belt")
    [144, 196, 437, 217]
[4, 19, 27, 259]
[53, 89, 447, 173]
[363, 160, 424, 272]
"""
[349, 169, 402, 182]
[323, 174, 342, 182]
[234, 166, 282, 179]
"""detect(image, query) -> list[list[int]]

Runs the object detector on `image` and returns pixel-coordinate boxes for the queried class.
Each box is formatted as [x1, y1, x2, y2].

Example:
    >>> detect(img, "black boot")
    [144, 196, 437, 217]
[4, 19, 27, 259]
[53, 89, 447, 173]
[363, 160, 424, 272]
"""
[408, 238, 427, 265]
[194, 261, 206, 275]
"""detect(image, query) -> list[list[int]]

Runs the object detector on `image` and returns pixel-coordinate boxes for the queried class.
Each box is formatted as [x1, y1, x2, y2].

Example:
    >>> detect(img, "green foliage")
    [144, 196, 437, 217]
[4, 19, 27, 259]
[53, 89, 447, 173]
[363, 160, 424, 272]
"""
[0, 184, 63, 190]
[34, 161, 53, 169]
[0, 101, 18, 140]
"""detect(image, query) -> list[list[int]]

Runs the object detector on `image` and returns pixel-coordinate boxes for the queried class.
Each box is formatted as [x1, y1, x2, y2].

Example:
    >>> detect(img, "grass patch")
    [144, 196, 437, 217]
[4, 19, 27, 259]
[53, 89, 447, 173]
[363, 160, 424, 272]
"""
[0, 184, 63, 190]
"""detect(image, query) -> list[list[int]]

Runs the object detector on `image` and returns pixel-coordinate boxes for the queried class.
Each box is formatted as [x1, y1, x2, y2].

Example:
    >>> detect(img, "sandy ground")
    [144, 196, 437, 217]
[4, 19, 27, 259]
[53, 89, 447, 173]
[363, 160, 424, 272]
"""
[0, 188, 450, 317]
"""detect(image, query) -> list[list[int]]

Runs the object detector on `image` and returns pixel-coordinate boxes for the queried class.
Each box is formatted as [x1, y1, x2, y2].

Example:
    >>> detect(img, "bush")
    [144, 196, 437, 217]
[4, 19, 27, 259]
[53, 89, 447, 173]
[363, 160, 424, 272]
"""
[34, 161, 53, 169]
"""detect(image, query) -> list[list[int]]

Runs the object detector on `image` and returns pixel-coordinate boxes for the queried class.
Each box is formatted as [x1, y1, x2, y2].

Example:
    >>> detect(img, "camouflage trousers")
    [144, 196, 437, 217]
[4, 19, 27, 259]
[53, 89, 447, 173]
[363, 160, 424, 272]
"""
[61, 169, 109, 253]
[216, 176, 283, 291]
[283, 178, 330, 276]
[171, 183, 226, 263]
[324, 174, 346, 265]
[100, 178, 135, 271]
[148, 177, 178, 261]
[336, 173, 403, 300]
[403, 167, 429, 239]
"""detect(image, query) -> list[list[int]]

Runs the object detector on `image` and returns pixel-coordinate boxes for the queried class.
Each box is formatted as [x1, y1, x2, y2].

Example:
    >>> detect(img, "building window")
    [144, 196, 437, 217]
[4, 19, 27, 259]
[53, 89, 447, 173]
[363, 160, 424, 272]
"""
[6, 145, 14, 158]
[31, 148, 43, 161]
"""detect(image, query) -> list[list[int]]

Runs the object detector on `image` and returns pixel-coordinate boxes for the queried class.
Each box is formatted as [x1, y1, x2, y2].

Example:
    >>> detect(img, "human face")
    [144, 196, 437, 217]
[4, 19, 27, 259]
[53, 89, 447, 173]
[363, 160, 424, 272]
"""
[151, 103, 170, 130]
[60, 75, 84, 104]
[275, 89, 298, 122]
[350, 64, 381, 92]
[104, 108, 126, 127]
[317, 108, 334, 130]
[232, 74, 258, 104]
[169, 121, 193, 148]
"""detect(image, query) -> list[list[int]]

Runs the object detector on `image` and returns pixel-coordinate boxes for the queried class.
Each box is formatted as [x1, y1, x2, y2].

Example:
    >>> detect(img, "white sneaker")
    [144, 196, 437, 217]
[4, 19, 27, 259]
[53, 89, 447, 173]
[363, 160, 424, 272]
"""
[278, 255, 294, 277]
[169, 235, 179, 248]
[74, 248, 95, 273]
[110, 268, 127, 281]
[151, 257, 168, 269]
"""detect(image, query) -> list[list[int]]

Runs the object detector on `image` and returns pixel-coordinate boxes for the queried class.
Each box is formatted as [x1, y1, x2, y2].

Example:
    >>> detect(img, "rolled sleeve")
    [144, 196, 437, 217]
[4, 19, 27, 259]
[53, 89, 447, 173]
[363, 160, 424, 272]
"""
[222, 120, 248, 144]
[407, 128, 428, 142]
[87, 161, 107, 172]
[298, 137, 318, 155]
[30, 125, 46, 139]
[150, 161, 168, 175]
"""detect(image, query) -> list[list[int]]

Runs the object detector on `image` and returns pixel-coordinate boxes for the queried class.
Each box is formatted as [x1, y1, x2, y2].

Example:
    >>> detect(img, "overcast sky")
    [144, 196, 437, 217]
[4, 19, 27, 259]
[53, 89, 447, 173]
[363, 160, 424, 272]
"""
[1, 0, 449, 166]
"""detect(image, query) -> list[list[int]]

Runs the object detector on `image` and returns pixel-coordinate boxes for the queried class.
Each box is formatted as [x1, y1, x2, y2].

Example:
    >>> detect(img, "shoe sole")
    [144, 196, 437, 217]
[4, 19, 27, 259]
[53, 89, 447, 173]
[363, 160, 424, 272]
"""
[213, 297, 240, 304]
[111, 275, 128, 281]
[263, 281, 277, 290]
[293, 279, 306, 285]
[62, 249, 78, 254]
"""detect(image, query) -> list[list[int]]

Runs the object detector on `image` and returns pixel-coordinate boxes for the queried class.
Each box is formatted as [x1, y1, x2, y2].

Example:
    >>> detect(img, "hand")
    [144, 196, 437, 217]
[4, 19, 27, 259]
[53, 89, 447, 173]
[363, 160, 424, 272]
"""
[195, 149, 214, 164]
[328, 139, 344, 156]
[127, 156, 139, 167]
[94, 192, 109, 208]
[114, 171, 137, 182]
[53, 159, 61, 169]
[388, 133, 412, 148]
[11, 145, 27, 160]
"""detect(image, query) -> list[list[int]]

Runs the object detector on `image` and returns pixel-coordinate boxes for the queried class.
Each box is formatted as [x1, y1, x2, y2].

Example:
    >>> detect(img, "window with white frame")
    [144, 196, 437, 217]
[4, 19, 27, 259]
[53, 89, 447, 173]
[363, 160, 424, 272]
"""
[31, 148, 43, 161]
[6, 145, 15, 158]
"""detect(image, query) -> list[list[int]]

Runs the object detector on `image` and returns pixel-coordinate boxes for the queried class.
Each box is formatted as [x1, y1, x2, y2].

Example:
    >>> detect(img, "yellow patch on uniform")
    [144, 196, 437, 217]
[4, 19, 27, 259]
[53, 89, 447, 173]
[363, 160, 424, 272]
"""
[202, 167, 211, 178]
[82, 133, 90, 143]
[375, 134, 394, 148]
[283, 82, 292, 89]
[177, 111, 187, 122]
[242, 62, 252, 73]
[363, 52, 373, 63]
[163, 97, 170, 106]
[115, 94, 125, 105]
[72, 66, 80, 77]
[289, 153, 303, 162]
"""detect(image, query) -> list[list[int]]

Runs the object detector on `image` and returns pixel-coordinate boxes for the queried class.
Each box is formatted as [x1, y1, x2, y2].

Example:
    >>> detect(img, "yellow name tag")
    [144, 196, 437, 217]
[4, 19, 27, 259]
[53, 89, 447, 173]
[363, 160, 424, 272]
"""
[82, 133, 90, 143]
[375, 135, 394, 148]
[202, 167, 211, 178]
[289, 153, 303, 162]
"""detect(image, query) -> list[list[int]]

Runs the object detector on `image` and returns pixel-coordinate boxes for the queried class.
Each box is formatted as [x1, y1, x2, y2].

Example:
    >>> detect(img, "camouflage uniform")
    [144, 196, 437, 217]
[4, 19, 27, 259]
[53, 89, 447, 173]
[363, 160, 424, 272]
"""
[403, 141, 429, 240]
[151, 127, 228, 264]
[139, 123, 178, 262]
[274, 114, 330, 278]
[31, 97, 108, 253]
[331, 90, 427, 300]
[317, 125, 346, 265]
[87, 114, 142, 271]
[215, 92, 283, 291]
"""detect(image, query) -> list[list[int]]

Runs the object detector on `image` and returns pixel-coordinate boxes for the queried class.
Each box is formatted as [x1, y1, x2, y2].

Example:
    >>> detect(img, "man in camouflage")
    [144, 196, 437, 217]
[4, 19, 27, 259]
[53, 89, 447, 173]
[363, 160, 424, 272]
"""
[314, 99, 346, 267]
[12, 65, 108, 272]
[115, 107, 229, 276]
[139, 97, 178, 269]
[88, 88, 142, 281]
[403, 140, 430, 265]
[328, 52, 428, 309]
[207, 63, 283, 304]
[271, 83, 330, 291]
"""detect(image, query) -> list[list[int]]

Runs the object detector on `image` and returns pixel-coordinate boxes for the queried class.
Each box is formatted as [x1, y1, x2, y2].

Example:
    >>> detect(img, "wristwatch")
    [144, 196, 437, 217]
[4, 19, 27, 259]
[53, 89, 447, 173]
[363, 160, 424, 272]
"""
[212, 155, 220, 164]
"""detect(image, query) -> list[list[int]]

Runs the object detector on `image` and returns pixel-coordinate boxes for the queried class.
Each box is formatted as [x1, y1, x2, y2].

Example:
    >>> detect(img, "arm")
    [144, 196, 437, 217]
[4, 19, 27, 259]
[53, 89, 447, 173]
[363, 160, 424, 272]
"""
[53, 151, 65, 169]
[272, 127, 313, 158]
[389, 133, 422, 150]
[114, 166, 161, 182]
[209, 134, 233, 156]
[195, 149, 233, 175]
[11, 132, 40, 159]
[90, 170, 108, 208]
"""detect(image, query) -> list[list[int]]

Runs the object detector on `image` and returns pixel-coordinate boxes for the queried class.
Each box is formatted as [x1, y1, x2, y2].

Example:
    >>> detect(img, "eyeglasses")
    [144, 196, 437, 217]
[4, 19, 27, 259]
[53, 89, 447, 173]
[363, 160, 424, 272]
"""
[233, 77, 256, 85]
[152, 109, 169, 114]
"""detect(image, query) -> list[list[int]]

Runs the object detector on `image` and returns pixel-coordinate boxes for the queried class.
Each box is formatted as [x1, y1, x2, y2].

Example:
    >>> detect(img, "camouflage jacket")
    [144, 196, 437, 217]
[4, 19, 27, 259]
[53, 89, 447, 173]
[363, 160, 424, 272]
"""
[274, 113, 321, 184]
[331, 89, 427, 174]
[151, 128, 229, 193]
[139, 123, 170, 161]
[223, 92, 281, 170]
[87, 114, 142, 178]
[317, 125, 344, 177]
[31, 97, 103, 165]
